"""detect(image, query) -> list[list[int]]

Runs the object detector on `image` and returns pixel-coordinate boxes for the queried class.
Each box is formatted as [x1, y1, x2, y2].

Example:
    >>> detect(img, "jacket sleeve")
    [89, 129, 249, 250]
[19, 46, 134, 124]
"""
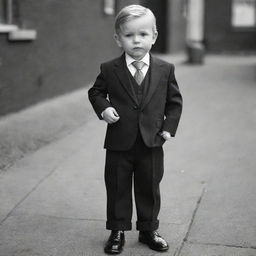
[88, 64, 112, 120]
[163, 64, 183, 137]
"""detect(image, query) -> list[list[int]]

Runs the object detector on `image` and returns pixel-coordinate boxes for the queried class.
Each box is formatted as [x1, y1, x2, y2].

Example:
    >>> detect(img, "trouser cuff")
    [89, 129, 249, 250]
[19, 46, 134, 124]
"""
[106, 220, 132, 231]
[136, 220, 159, 231]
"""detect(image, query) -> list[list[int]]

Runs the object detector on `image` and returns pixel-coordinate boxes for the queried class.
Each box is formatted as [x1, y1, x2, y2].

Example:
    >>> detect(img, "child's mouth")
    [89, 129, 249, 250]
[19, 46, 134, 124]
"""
[133, 47, 143, 50]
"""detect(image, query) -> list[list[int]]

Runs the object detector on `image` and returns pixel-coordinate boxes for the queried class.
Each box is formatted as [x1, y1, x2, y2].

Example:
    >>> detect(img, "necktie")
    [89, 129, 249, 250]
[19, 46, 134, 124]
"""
[132, 61, 145, 85]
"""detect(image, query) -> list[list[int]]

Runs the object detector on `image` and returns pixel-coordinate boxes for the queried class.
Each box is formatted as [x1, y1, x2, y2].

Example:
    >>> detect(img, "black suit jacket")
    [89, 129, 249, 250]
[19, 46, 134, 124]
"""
[88, 54, 183, 150]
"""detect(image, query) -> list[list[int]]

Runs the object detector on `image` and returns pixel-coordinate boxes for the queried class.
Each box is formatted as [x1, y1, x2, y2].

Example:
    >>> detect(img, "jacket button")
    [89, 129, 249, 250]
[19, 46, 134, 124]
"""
[133, 105, 138, 110]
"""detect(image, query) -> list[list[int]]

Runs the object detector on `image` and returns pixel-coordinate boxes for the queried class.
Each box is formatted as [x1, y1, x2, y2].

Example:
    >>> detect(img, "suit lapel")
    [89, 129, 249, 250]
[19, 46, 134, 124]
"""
[141, 55, 164, 110]
[114, 54, 138, 105]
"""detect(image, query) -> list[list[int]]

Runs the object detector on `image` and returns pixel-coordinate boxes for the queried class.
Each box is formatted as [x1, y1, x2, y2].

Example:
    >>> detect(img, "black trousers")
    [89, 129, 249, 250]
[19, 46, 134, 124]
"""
[104, 131, 164, 231]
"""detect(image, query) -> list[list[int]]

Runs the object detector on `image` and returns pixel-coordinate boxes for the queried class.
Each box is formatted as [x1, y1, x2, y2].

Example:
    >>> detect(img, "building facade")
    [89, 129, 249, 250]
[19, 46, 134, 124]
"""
[204, 0, 256, 52]
[0, 0, 255, 116]
[0, 0, 139, 116]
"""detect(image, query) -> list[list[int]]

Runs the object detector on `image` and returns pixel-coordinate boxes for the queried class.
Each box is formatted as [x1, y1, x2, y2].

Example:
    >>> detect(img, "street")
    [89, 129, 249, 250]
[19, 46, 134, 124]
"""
[0, 54, 256, 256]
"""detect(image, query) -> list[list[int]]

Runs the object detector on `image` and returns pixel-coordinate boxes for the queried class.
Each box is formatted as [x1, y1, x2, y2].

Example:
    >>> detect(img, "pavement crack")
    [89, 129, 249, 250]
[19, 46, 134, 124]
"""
[174, 186, 206, 256]
[32, 214, 105, 222]
[186, 240, 256, 250]
[0, 166, 58, 227]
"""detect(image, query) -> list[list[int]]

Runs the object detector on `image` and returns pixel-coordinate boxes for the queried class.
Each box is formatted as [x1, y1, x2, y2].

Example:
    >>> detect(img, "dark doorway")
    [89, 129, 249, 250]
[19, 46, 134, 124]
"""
[142, 0, 168, 53]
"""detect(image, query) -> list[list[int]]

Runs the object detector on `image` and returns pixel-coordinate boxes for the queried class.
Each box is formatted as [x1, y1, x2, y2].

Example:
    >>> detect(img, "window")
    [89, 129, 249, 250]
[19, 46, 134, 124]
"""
[231, 0, 256, 29]
[0, 0, 18, 32]
[0, 0, 36, 40]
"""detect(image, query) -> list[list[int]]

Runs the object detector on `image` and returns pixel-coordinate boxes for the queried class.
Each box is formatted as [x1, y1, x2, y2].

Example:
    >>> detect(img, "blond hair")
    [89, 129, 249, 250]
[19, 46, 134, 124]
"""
[115, 5, 157, 34]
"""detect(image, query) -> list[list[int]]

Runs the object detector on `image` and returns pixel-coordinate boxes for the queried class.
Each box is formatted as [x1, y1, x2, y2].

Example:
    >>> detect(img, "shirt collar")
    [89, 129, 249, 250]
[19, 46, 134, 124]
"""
[125, 53, 150, 67]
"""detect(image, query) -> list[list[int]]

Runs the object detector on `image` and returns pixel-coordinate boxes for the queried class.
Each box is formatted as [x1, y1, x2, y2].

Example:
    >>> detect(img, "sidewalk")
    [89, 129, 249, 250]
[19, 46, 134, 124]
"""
[0, 88, 94, 171]
[0, 54, 256, 256]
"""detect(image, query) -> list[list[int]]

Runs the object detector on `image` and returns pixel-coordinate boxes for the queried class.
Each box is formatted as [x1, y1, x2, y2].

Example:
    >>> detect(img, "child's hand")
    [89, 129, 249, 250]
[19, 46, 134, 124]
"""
[102, 107, 120, 124]
[160, 131, 171, 141]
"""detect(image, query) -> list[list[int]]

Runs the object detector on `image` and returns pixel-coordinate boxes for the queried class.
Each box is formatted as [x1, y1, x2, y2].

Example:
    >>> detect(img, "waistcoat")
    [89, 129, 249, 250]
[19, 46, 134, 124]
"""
[127, 67, 151, 106]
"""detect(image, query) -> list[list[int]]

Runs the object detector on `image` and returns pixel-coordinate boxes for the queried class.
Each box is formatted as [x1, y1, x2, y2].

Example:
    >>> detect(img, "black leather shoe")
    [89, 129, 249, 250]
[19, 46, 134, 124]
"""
[139, 230, 169, 252]
[104, 231, 125, 254]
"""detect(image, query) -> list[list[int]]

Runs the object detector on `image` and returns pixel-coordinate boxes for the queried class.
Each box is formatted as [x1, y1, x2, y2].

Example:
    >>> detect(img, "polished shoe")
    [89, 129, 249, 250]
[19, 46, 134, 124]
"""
[139, 230, 169, 252]
[104, 230, 125, 254]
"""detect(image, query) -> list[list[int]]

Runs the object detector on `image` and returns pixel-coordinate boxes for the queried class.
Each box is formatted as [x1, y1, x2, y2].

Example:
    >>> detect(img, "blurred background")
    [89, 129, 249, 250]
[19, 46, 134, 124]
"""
[0, 1, 256, 255]
[0, 0, 255, 116]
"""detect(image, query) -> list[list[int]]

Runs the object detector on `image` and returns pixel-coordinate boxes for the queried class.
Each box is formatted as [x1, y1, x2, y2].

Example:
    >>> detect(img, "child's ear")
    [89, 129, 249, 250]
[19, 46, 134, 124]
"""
[152, 31, 158, 45]
[114, 34, 122, 48]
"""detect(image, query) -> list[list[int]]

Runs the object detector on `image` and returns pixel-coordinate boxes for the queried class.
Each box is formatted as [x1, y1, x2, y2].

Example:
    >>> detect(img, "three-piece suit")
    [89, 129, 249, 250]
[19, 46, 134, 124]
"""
[88, 53, 183, 231]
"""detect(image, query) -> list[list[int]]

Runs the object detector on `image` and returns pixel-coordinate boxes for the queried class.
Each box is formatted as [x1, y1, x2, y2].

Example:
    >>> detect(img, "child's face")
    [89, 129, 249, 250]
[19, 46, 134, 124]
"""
[114, 15, 158, 60]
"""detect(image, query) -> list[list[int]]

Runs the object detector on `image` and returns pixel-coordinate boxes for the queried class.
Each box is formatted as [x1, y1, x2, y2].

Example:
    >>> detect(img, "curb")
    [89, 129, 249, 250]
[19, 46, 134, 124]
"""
[0, 87, 93, 171]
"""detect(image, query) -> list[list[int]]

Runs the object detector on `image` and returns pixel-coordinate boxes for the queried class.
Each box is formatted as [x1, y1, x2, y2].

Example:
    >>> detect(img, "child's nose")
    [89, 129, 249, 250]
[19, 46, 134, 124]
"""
[133, 35, 140, 43]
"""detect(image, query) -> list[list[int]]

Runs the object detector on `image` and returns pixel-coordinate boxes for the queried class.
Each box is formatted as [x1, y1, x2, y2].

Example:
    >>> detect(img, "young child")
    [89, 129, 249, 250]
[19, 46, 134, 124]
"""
[88, 5, 182, 254]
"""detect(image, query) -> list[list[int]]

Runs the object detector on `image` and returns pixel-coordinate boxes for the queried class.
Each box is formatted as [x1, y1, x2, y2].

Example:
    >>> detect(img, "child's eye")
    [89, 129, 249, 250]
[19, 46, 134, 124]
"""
[125, 34, 132, 37]
[140, 32, 148, 37]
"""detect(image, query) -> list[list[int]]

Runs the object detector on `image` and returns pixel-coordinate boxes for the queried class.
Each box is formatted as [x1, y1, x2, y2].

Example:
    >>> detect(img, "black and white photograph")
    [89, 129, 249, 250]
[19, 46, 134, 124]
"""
[0, 0, 255, 255]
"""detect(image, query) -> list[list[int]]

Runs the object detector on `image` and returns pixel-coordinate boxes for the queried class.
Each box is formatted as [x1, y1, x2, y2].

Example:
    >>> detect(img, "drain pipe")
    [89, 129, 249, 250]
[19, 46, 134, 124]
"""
[186, 0, 205, 64]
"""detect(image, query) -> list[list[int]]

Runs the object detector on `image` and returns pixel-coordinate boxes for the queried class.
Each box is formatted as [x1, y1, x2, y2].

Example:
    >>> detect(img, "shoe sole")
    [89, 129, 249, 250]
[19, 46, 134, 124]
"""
[104, 249, 123, 255]
[139, 237, 169, 252]
[104, 240, 125, 255]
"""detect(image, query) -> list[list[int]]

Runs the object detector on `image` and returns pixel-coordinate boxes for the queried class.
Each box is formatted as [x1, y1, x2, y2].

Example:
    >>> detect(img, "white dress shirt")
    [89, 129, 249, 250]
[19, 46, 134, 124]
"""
[101, 53, 150, 119]
[101, 52, 171, 139]
[125, 53, 150, 78]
